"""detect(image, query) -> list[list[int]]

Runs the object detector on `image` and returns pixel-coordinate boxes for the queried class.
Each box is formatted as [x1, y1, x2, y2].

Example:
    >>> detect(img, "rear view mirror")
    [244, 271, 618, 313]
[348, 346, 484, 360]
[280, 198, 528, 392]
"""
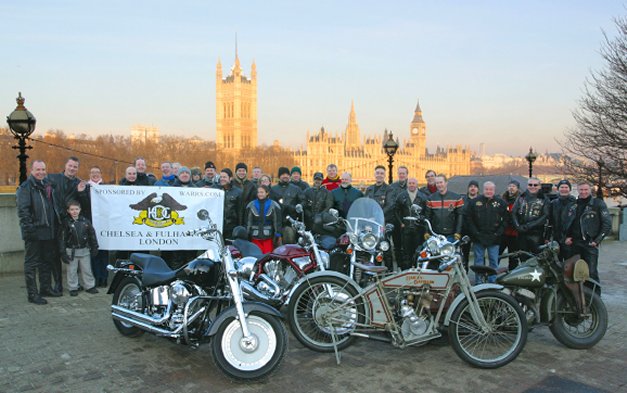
[197, 209, 209, 221]
[411, 204, 422, 214]
[329, 209, 339, 218]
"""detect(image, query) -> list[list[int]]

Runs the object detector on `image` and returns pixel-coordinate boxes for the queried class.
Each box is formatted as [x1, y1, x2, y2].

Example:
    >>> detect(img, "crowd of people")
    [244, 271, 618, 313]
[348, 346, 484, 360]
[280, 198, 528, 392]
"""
[16, 155, 613, 305]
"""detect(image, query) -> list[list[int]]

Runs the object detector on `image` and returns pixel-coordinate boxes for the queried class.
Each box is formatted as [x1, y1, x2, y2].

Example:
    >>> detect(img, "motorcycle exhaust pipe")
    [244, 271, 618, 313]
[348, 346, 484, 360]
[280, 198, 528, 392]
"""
[240, 280, 282, 306]
[111, 307, 206, 338]
[111, 303, 171, 325]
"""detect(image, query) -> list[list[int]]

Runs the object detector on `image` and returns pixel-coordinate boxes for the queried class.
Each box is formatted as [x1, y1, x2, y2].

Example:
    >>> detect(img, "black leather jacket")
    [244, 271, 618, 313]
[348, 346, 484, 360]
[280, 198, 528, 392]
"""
[303, 186, 333, 224]
[567, 197, 612, 244]
[246, 198, 282, 240]
[394, 189, 428, 230]
[512, 191, 549, 234]
[364, 183, 395, 223]
[549, 195, 577, 244]
[59, 216, 98, 252]
[466, 195, 507, 246]
[48, 172, 80, 215]
[270, 182, 303, 224]
[16, 176, 61, 241]
[425, 190, 464, 235]
[221, 184, 243, 236]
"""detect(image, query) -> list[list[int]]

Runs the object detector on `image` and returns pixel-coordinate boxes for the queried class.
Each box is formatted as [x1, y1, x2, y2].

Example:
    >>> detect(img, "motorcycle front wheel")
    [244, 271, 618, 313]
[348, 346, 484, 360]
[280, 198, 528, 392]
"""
[211, 313, 287, 381]
[288, 275, 364, 352]
[549, 287, 607, 349]
[111, 277, 145, 337]
[448, 290, 527, 368]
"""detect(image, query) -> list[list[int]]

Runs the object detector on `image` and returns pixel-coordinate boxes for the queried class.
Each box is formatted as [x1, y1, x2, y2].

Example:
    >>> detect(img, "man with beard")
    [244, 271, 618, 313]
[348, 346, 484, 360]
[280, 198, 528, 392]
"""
[133, 157, 156, 185]
[331, 172, 363, 218]
[419, 169, 437, 197]
[218, 168, 242, 239]
[500, 180, 522, 270]
[290, 166, 310, 191]
[549, 179, 577, 260]
[196, 161, 220, 188]
[17, 160, 62, 303]
[270, 167, 303, 244]
[513, 177, 549, 257]
[322, 163, 341, 191]
[565, 181, 611, 285]
[302, 171, 334, 230]
[394, 177, 428, 269]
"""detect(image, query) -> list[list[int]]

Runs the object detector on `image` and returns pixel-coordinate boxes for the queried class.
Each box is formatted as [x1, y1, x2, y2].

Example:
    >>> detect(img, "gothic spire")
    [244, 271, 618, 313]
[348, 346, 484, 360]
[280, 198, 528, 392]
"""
[412, 99, 424, 123]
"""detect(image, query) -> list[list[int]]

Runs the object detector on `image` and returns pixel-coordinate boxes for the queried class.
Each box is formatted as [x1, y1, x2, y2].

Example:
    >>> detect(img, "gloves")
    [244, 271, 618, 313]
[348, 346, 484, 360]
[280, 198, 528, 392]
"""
[61, 255, 71, 264]
[454, 233, 462, 241]
[518, 224, 528, 233]
[424, 233, 431, 240]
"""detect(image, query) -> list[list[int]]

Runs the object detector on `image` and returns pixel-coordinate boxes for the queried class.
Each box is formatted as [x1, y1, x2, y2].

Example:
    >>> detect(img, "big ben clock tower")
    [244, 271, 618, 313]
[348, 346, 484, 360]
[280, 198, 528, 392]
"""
[410, 99, 426, 155]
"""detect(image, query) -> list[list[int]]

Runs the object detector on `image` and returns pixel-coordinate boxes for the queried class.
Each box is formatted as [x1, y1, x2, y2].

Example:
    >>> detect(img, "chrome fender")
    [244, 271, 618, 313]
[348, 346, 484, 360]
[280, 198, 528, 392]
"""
[443, 284, 504, 326]
[283, 270, 363, 310]
[205, 301, 283, 337]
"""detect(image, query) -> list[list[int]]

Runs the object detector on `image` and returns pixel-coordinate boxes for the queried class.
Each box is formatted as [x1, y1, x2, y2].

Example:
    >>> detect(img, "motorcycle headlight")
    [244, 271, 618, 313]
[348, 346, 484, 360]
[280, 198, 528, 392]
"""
[440, 243, 455, 257]
[318, 251, 330, 269]
[426, 238, 439, 254]
[349, 233, 358, 245]
[360, 233, 377, 251]
[379, 240, 390, 252]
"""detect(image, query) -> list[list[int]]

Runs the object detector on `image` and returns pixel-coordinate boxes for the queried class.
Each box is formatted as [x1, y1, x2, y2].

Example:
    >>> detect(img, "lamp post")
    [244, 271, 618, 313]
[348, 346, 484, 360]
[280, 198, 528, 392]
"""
[525, 146, 537, 178]
[6, 93, 36, 184]
[383, 129, 399, 184]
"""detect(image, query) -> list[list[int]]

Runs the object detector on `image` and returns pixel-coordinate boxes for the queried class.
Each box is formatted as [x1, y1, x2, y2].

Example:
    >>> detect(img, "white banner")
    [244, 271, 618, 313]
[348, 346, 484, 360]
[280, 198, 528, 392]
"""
[91, 185, 224, 250]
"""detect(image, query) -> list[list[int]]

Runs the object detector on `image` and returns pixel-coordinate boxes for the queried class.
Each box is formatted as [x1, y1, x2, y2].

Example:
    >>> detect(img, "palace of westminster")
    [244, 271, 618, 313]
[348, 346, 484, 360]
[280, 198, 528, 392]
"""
[137, 52, 471, 183]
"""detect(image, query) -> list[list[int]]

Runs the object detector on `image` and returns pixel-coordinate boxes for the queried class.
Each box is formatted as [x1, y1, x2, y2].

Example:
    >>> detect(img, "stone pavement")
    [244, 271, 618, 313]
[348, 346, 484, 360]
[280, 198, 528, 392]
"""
[0, 241, 626, 393]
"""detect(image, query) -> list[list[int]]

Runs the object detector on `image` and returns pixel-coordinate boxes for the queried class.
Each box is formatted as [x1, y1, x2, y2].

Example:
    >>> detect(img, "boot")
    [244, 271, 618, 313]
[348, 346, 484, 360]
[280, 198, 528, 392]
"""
[28, 295, 48, 305]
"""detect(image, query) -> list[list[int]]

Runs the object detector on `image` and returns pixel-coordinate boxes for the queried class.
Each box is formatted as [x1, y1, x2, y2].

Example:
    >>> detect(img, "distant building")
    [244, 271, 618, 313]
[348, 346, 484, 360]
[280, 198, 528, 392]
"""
[131, 124, 159, 144]
[216, 51, 257, 151]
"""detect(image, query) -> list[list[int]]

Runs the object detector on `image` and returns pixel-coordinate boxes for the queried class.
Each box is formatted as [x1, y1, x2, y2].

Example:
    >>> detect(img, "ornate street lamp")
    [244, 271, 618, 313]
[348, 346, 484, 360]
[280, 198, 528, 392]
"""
[7, 93, 36, 184]
[383, 130, 399, 184]
[525, 146, 537, 178]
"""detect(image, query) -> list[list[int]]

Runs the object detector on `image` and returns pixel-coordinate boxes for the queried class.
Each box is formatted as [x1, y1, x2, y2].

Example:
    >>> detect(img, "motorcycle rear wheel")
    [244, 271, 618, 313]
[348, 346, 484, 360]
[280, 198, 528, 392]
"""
[549, 287, 607, 349]
[111, 277, 145, 337]
[448, 290, 527, 368]
[288, 275, 364, 352]
[211, 313, 287, 381]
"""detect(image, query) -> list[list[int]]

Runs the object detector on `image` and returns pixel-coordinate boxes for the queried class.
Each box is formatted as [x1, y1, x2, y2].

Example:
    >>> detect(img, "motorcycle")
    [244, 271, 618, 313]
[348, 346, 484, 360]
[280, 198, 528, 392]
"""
[471, 242, 608, 349]
[286, 210, 528, 369]
[230, 205, 331, 308]
[107, 209, 288, 381]
[324, 198, 394, 286]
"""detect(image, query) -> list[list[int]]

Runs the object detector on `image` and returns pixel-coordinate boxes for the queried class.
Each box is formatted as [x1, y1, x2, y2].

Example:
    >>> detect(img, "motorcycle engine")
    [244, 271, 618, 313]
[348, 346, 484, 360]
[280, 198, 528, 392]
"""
[148, 281, 206, 330]
[396, 290, 433, 342]
[263, 260, 298, 289]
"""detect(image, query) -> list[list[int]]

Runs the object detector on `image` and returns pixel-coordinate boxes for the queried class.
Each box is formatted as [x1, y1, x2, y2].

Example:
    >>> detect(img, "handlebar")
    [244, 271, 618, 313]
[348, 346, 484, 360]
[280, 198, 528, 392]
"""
[438, 255, 461, 272]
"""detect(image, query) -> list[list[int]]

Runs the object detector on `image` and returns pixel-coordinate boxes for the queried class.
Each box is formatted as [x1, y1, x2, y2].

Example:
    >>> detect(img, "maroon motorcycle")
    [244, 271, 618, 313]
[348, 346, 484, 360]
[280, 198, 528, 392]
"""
[229, 206, 331, 308]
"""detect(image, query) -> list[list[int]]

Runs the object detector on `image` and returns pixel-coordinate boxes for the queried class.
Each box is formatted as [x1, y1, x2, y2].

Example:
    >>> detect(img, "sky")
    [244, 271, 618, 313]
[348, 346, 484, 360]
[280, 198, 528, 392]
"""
[1, 1, 625, 156]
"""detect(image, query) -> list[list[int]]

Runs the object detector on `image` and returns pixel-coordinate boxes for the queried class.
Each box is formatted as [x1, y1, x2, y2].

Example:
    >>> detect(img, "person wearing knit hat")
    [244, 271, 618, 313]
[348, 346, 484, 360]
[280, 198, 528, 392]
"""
[172, 166, 195, 188]
[190, 167, 202, 183]
[508, 179, 520, 189]
[277, 167, 290, 178]
[290, 166, 310, 191]
[557, 179, 572, 190]
[196, 161, 220, 188]
[549, 179, 576, 259]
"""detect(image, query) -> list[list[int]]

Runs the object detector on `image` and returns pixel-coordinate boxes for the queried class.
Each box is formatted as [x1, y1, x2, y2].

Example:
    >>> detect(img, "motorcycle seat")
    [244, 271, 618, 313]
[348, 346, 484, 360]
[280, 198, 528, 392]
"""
[469, 265, 499, 277]
[233, 239, 264, 259]
[316, 235, 337, 250]
[130, 253, 177, 287]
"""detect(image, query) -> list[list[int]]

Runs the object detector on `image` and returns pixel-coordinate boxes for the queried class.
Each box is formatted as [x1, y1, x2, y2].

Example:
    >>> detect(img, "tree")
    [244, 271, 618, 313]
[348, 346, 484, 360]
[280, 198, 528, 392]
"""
[561, 16, 627, 197]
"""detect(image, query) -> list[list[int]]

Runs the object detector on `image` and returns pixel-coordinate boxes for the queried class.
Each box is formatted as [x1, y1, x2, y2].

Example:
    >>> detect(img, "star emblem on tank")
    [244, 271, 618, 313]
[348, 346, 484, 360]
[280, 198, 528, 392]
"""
[530, 269, 542, 282]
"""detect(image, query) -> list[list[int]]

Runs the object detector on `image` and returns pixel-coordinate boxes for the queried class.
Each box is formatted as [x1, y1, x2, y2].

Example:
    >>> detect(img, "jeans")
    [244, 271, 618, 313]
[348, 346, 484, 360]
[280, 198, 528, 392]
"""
[473, 243, 500, 284]
[24, 239, 55, 298]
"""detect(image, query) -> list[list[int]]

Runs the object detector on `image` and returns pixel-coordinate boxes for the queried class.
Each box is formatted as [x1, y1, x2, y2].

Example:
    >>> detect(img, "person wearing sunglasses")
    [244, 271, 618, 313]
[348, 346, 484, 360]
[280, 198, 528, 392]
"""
[512, 177, 549, 259]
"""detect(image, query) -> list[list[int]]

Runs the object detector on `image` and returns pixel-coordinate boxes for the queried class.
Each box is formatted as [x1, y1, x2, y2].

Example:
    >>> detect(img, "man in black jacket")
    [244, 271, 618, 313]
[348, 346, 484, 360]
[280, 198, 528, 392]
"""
[16, 160, 63, 304]
[565, 182, 612, 285]
[513, 177, 549, 257]
[303, 171, 334, 230]
[271, 167, 303, 244]
[218, 168, 243, 239]
[394, 177, 428, 268]
[549, 179, 577, 259]
[133, 157, 156, 185]
[425, 175, 464, 241]
[466, 181, 507, 283]
[364, 165, 395, 223]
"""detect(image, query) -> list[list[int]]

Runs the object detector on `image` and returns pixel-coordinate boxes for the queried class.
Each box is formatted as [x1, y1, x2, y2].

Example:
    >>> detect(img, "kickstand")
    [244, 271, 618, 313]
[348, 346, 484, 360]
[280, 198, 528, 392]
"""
[329, 324, 342, 365]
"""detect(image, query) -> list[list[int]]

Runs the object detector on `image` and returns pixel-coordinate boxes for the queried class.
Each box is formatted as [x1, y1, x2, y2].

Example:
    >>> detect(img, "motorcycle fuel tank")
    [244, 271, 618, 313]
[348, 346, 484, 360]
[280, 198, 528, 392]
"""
[269, 244, 310, 258]
[497, 260, 546, 288]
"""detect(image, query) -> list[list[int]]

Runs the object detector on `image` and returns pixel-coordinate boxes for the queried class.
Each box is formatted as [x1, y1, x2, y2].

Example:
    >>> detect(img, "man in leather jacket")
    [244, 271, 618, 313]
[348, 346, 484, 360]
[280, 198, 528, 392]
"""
[460, 180, 480, 271]
[419, 169, 437, 197]
[565, 182, 612, 284]
[218, 168, 243, 239]
[389, 166, 409, 266]
[232, 162, 257, 216]
[290, 166, 310, 191]
[394, 177, 428, 268]
[133, 157, 157, 185]
[195, 161, 220, 188]
[500, 180, 521, 270]
[271, 167, 304, 244]
[364, 165, 396, 223]
[549, 179, 577, 259]
[303, 171, 333, 230]
[512, 177, 549, 257]
[425, 175, 464, 241]
[17, 160, 63, 304]
[332, 172, 363, 218]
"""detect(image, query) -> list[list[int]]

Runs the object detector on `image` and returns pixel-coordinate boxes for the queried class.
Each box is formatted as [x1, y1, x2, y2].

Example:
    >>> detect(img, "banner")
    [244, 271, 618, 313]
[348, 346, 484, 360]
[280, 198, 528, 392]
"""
[91, 185, 224, 250]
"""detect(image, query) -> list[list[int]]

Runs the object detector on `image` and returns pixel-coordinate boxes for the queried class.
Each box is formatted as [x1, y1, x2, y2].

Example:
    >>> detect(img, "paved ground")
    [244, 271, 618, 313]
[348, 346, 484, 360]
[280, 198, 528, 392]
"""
[0, 241, 626, 393]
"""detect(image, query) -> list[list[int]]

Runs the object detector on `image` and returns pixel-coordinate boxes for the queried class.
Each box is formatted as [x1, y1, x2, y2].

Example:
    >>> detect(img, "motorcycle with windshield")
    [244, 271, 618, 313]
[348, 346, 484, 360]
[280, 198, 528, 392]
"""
[324, 198, 394, 286]
[107, 209, 287, 381]
[472, 242, 607, 349]
[287, 205, 528, 368]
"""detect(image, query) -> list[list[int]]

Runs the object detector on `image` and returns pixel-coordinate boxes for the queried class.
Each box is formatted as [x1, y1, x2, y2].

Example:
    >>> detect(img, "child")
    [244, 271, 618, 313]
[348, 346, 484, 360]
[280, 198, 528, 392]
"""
[59, 200, 99, 296]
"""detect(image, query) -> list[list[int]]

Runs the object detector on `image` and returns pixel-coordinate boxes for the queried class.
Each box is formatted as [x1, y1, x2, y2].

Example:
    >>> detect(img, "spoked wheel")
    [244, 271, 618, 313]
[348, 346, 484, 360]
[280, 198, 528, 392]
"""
[448, 290, 527, 368]
[288, 275, 364, 352]
[211, 313, 287, 381]
[549, 288, 607, 349]
[112, 277, 145, 337]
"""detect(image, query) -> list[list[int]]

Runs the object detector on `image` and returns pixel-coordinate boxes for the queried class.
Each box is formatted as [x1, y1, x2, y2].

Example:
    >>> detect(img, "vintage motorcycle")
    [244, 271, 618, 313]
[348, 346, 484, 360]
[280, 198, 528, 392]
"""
[471, 242, 608, 349]
[324, 198, 394, 286]
[230, 205, 331, 308]
[107, 209, 288, 381]
[287, 211, 528, 369]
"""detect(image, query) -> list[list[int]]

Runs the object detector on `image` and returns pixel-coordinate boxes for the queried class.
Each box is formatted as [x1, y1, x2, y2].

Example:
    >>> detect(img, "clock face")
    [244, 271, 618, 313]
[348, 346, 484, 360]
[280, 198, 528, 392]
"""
[412, 128, 419, 135]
